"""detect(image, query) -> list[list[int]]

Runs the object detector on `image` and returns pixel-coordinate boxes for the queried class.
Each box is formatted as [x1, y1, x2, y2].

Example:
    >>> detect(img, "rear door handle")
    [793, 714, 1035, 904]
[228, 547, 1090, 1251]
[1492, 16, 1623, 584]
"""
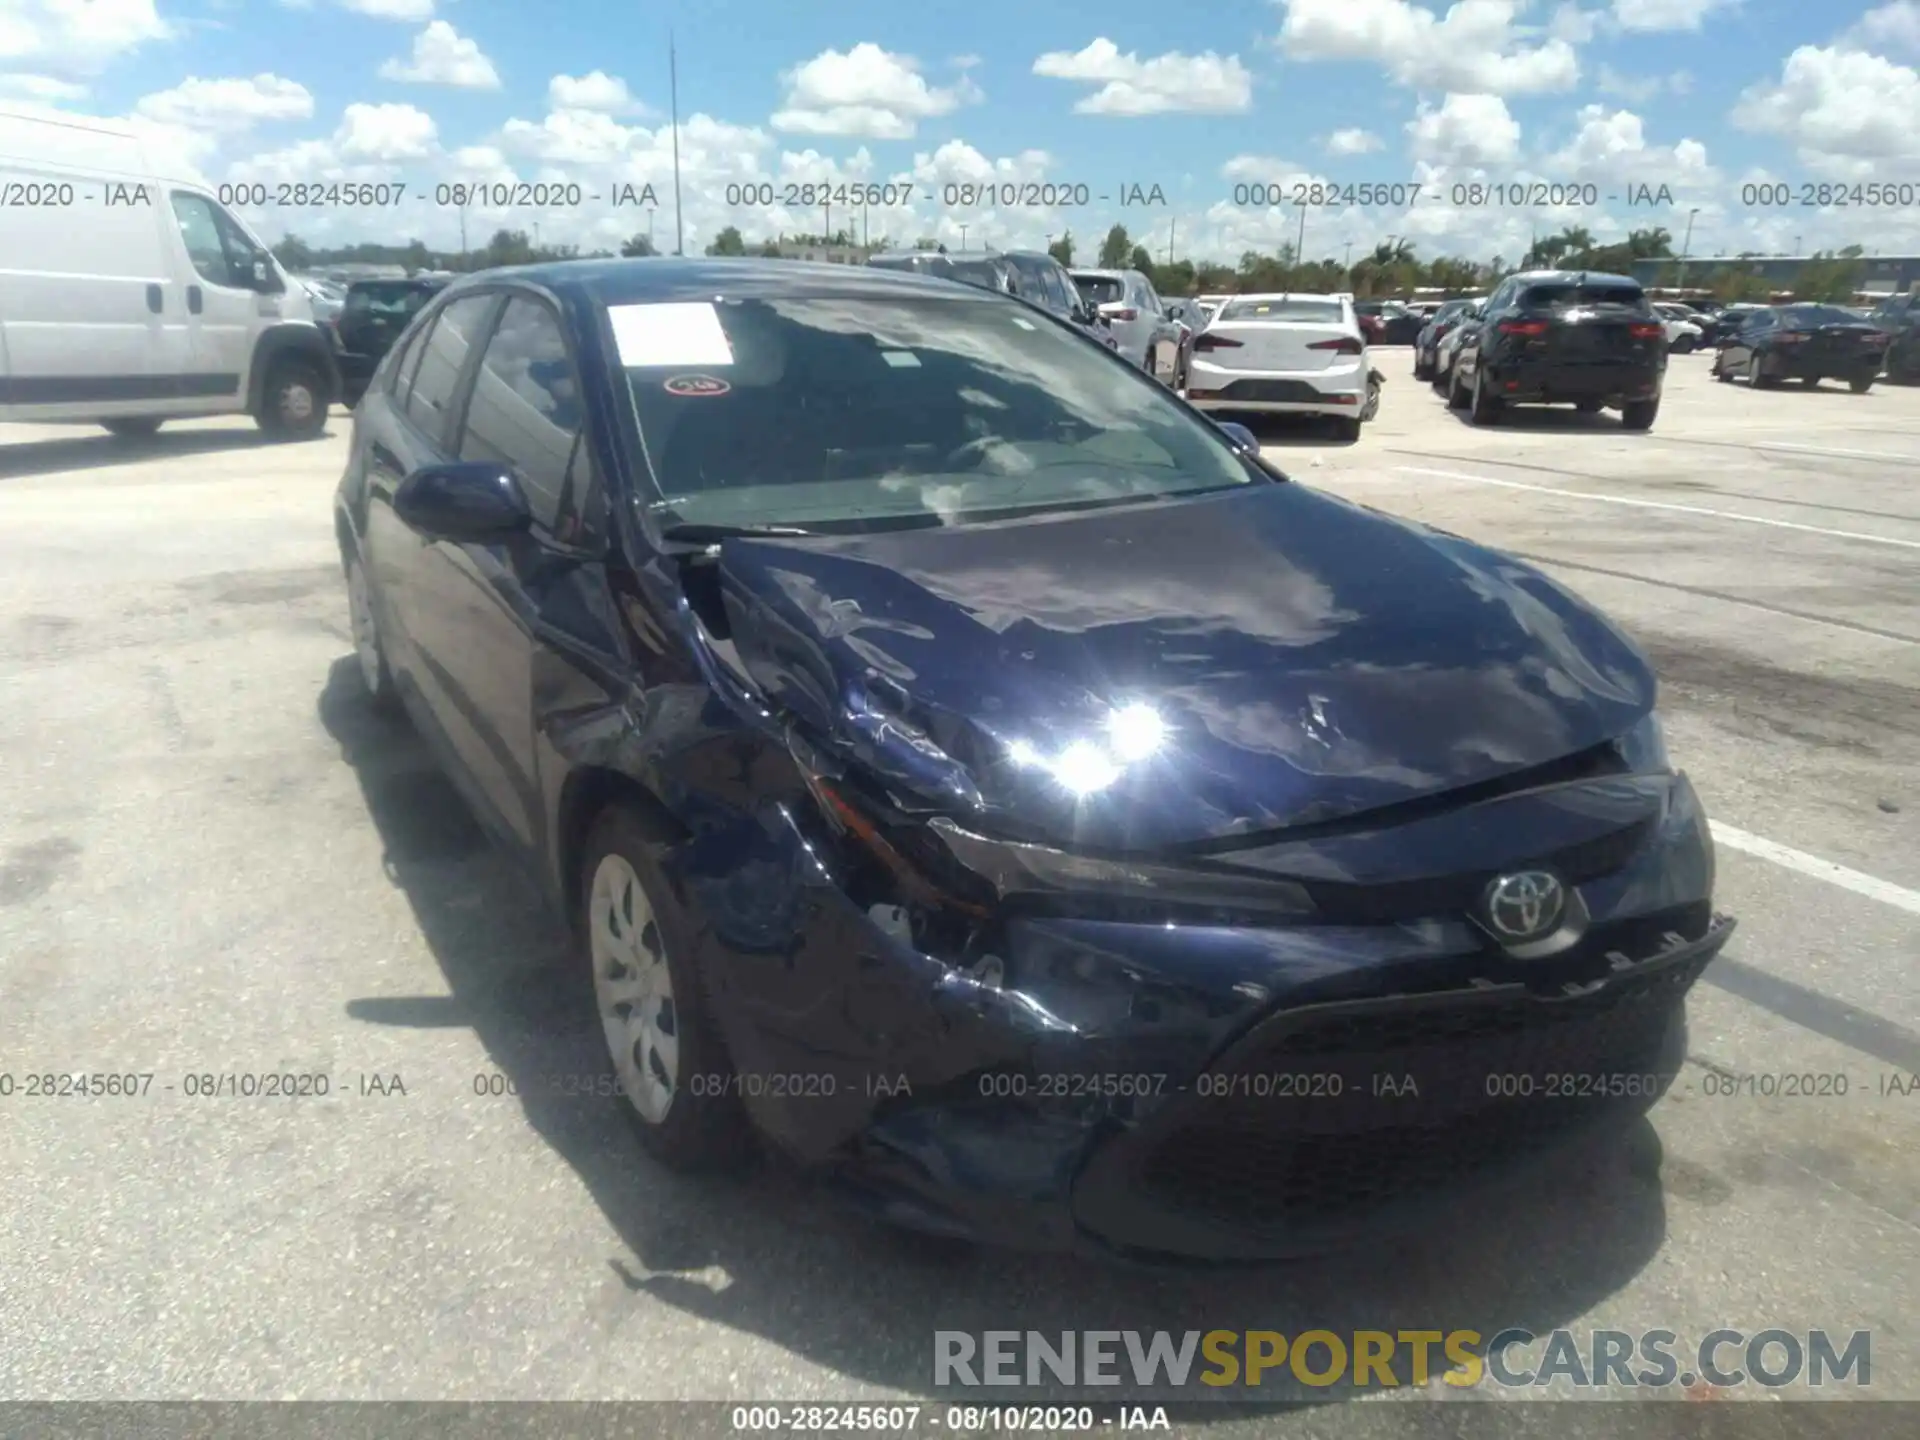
[187, 285, 203, 315]
[146, 284, 163, 314]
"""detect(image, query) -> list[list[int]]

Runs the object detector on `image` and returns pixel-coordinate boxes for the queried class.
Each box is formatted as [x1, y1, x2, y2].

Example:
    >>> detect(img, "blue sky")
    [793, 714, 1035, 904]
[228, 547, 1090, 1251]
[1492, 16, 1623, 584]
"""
[5, 0, 1920, 263]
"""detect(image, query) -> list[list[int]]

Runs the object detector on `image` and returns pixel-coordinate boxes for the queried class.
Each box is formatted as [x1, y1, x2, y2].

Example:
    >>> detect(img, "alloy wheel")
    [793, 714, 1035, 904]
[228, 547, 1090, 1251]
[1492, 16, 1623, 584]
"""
[590, 854, 679, 1125]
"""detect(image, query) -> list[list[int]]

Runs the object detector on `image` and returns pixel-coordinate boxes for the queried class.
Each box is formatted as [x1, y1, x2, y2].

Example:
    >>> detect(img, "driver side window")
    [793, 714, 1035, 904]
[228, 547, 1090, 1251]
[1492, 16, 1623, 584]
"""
[169, 192, 259, 290]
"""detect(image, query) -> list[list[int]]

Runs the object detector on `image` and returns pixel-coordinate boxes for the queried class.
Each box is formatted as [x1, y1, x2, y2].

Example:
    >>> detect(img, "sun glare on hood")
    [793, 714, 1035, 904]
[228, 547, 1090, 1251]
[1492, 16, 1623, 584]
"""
[1005, 704, 1168, 796]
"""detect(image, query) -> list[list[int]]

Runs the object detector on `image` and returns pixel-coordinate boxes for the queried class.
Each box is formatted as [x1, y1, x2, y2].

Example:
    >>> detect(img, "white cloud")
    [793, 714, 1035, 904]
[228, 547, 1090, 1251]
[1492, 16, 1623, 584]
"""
[339, 0, 434, 18]
[772, 44, 979, 139]
[1595, 65, 1691, 101]
[498, 107, 642, 165]
[0, 72, 86, 101]
[1842, 1, 1920, 56]
[1550, 4, 1601, 42]
[135, 74, 313, 132]
[549, 70, 644, 115]
[1276, 0, 1580, 95]
[1609, 0, 1738, 31]
[1031, 38, 1252, 115]
[1406, 94, 1521, 166]
[1324, 127, 1383, 155]
[1544, 104, 1715, 188]
[1732, 45, 1920, 170]
[377, 20, 500, 88]
[335, 100, 437, 161]
[0, 0, 169, 71]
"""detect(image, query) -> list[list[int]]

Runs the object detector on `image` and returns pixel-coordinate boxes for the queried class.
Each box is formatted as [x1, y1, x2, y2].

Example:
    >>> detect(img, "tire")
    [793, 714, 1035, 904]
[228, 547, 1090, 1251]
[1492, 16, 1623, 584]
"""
[256, 357, 329, 440]
[102, 418, 162, 439]
[1748, 354, 1775, 389]
[1447, 366, 1468, 410]
[579, 806, 754, 1171]
[1575, 398, 1603, 413]
[1802, 375, 1820, 387]
[1468, 367, 1501, 425]
[1413, 354, 1431, 382]
[1714, 359, 1733, 383]
[1330, 415, 1362, 441]
[1851, 375, 1874, 394]
[344, 553, 402, 716]
[1673, 337, 1695, 354]
[1621, 398, 1658, 431]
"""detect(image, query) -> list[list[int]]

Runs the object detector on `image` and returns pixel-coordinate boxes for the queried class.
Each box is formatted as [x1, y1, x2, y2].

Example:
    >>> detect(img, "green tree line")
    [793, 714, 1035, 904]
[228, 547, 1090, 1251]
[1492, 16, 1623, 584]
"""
[274, 223, 1874, 304]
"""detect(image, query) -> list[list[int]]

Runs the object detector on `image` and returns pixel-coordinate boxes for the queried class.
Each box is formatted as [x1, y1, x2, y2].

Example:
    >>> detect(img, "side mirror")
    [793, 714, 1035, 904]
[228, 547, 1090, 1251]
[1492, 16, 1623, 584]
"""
[252, 257, 285, 293]
[393, 462, 530, 543]
[1215, 421, 1259, 454]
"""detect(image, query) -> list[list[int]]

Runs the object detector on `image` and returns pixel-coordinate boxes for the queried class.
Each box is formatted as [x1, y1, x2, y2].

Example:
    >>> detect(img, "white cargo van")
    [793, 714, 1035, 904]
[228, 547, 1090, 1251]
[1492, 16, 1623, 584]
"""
[0, 104, 338, 439]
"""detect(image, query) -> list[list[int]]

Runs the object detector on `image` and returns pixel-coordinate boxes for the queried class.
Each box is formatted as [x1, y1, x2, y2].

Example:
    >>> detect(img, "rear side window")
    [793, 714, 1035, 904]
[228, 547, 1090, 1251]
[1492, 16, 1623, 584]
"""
[1073, 274, 1125, 306]
[346, 283, 433, 318]
[1779, 304, 1863, 327]
[404, 294, 496, 441]
[1219, 298, 1345, 323]
[1520, 282, 1646, 309]
[457, 297, 589, 539]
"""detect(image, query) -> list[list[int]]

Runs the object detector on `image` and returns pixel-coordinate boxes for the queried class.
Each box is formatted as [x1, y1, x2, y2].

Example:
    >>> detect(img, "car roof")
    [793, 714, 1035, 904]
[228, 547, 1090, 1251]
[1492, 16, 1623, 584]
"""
[1069, 268, 1131, 278]
[1508, 269, 1640, 287]
[1222, 292, 1348, 303]
[443, 256, 1005, 310]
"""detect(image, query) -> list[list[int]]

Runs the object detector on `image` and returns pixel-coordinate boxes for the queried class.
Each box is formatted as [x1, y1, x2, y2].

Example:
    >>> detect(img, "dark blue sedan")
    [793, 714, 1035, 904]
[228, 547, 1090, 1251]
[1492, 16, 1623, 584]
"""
[334, 257, 1734, 1261]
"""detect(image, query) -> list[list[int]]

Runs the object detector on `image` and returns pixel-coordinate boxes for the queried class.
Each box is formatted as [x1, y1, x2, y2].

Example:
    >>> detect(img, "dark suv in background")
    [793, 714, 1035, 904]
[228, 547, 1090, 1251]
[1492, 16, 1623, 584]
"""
[333, 276, 450, 406]
[1447, 270, 1666, 430]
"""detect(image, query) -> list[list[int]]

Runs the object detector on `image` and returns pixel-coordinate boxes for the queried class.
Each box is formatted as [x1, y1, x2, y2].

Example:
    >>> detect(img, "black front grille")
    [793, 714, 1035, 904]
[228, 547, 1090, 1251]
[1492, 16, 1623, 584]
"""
[1131, 909, 1723, 1230]
[1217, 379, 1320, 403]
[1300, 815, 1654, 925]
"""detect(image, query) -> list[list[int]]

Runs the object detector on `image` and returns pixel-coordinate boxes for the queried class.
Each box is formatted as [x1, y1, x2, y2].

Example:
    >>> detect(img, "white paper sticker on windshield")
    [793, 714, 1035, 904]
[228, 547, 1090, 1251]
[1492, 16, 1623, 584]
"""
[1010, 317, 1036, 330]
[881, 351, 921, 367]
[609, 302, 734, 367]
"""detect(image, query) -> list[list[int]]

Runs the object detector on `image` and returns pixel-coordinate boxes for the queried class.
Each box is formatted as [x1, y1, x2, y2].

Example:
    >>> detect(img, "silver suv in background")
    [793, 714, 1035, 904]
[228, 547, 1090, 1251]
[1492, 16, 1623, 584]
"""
[1070, 268, 1184, 384]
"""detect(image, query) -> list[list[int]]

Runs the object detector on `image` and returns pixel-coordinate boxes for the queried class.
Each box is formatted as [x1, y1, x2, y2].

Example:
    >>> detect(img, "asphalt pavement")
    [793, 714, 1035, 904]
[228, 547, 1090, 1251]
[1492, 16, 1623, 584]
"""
[1, 351, 1916, 1432]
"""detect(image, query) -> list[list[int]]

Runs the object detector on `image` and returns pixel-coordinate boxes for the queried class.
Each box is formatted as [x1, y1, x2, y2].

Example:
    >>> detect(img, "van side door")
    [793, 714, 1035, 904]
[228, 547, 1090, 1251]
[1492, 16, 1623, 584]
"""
[164, 191, 274, 408]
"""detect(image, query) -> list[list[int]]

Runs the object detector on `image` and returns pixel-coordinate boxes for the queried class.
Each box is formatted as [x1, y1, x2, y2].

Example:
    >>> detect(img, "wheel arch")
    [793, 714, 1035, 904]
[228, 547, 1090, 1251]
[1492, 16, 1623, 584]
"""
[246, 323, 340, 415]
[553, 767, 689, 936]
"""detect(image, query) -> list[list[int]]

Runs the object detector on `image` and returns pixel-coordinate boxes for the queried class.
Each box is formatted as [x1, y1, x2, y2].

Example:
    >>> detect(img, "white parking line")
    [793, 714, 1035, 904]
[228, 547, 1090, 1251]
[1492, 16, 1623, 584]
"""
[1392, 466, 1920, 550]
[1711, 823, 1920, 918]
[1754, 441, 1920, 463]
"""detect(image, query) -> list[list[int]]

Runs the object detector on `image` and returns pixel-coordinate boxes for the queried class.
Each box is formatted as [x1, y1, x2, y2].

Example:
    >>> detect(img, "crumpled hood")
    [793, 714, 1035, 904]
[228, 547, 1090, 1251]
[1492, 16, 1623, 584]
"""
[713, 483, 1654, 851]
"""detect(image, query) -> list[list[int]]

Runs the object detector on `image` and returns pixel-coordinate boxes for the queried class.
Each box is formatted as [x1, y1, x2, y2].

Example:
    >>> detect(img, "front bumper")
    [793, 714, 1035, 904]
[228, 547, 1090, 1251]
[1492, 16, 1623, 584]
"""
[671, 765, 1732, 1261]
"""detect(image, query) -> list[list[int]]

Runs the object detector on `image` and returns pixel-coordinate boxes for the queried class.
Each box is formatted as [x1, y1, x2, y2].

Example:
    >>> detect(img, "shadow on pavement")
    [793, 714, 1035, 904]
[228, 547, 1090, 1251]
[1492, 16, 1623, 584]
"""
[319, 655, 1673, 1411]
[0, 419, 341, 480]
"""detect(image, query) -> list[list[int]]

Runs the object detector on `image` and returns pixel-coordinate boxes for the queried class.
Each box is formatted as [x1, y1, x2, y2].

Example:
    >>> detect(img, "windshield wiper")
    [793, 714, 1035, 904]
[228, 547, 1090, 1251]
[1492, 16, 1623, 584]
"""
[657, 521, 815, 544]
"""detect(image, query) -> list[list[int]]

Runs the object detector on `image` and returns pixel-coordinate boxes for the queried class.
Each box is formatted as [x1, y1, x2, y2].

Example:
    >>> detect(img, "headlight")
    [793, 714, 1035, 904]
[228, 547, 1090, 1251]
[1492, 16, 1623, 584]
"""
[1616, 711, 1671, 774]
[927, 819, 1317, 917]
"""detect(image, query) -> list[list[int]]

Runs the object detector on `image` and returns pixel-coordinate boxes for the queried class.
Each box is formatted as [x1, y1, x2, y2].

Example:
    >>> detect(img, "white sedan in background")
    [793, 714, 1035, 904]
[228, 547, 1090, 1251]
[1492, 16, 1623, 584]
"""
[1182, 292, 1370, 440]
[1654, 303, 1706, 353]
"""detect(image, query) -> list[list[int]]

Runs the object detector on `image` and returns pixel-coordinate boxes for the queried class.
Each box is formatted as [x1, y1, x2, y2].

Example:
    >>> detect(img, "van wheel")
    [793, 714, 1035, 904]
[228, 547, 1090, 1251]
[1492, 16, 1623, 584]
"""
[580, 806, 756, 1170]
[102, 418, 162, 439]
[257, 358, 328, 440]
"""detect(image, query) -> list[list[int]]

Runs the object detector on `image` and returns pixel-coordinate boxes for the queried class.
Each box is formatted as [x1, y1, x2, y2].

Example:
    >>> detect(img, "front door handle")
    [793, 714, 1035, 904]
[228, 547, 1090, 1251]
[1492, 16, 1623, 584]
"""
[187, 285, 203, 315]
[146, 284, 163, 314]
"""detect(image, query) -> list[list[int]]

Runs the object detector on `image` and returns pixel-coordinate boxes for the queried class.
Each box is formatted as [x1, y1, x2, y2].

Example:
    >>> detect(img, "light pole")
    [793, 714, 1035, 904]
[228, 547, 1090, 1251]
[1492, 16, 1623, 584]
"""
[648, 207, 656, 249]
[1677, 207, 1698, 292]
[958, 222, 969, 249]
[669, 33, 684, 255]
[1295, 204, 1306, 265]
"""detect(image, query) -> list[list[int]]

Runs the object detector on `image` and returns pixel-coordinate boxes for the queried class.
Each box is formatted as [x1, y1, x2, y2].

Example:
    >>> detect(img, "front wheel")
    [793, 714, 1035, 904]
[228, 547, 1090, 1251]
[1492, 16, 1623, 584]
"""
[256, 357, 329, 440]
[345, 554, 402, 716]
[580, 807, 754, 1170]
[1621, 398, 1658, 431]
[1851, 374, 1875, 394]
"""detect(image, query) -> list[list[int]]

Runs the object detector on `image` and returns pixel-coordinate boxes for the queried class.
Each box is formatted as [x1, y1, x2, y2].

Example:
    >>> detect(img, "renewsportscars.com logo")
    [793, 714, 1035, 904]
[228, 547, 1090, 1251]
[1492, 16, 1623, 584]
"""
[933, 1329, 1871, 1390]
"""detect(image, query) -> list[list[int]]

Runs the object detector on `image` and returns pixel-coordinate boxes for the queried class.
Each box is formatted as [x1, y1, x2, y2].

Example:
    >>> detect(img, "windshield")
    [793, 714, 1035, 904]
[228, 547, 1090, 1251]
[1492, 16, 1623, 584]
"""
[1521, 282, 1646, 308]
[1072, 275, 1125, 305]
[1780, 305, 1865, 327]
[345, 283, 431, 316]
[1219, 297, 1345, 323]
[611, 294, 1258, 532]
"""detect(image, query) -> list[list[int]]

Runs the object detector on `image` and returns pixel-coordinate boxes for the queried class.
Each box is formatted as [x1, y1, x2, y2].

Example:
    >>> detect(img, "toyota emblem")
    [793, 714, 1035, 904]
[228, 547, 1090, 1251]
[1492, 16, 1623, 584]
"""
[1482, 871, 1567, 942]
